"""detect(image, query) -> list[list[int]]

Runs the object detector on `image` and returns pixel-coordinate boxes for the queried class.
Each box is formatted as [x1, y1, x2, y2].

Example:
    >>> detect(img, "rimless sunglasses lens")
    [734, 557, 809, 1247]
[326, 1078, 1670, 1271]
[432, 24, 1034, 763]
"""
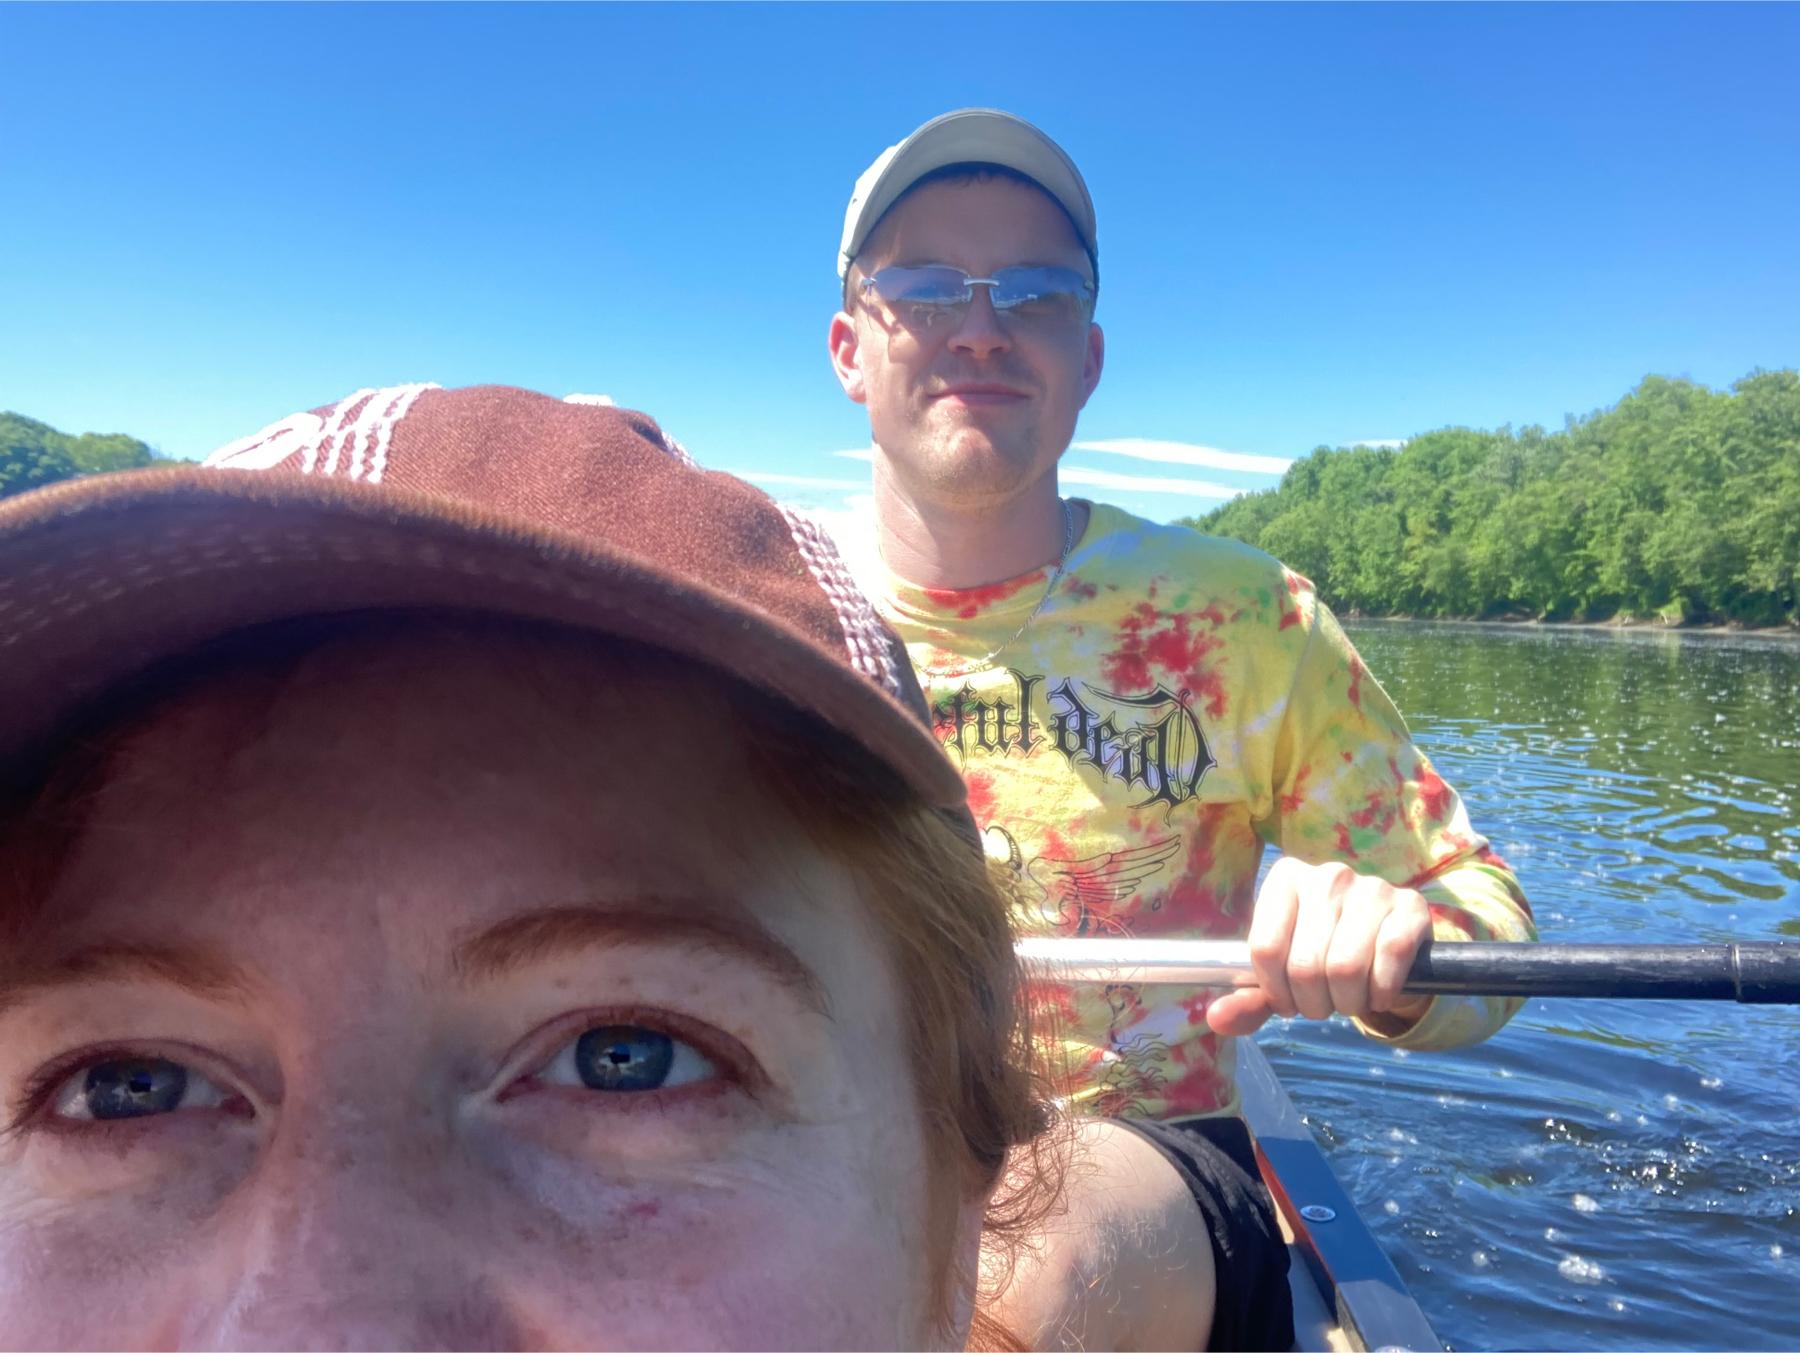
[865, 266, 1093, 326]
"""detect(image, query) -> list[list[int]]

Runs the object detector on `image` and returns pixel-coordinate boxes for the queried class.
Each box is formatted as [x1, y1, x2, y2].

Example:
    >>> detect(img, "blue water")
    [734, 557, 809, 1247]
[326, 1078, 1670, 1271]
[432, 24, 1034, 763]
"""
[1260, 621, 1799, 1351]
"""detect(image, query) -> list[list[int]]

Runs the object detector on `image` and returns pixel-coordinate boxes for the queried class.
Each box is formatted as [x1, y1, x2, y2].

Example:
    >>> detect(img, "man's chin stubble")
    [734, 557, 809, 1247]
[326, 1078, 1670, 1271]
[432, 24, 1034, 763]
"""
[913, 436, 1051, 504]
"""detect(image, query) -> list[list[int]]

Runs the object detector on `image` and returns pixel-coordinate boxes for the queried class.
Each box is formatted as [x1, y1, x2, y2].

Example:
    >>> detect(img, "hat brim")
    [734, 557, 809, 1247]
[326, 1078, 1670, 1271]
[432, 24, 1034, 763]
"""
[841, 108, 1098, 278]
[0, 467, 967, 811]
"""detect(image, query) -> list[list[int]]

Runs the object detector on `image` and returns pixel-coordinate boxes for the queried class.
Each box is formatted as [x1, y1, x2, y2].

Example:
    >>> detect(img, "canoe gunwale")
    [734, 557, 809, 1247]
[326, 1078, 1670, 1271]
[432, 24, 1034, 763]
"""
[1236, 1038, 1445, 1353]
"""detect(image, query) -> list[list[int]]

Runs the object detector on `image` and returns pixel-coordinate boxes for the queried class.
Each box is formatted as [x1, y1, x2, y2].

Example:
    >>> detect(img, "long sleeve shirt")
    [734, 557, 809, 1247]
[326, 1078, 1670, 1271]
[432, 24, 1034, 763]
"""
[873, 502, 1537, 1120]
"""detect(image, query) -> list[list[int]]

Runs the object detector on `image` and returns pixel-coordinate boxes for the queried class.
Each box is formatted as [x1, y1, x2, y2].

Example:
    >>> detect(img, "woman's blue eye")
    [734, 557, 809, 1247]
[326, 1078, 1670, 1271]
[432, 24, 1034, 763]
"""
[536, 1024, 717, 1094]
[85, 1059, 187, 1118]
[576, 1027, 673, 1092]
[51, 1056, 234, 1121]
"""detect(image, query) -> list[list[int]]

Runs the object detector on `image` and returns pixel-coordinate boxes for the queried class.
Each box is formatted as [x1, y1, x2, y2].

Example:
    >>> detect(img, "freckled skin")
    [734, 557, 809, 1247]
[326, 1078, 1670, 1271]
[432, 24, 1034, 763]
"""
[0, 629, 980, 1350]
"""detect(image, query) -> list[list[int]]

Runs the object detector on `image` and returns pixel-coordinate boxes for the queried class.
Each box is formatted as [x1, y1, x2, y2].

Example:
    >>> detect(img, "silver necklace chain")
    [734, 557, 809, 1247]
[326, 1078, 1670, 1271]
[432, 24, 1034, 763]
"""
[915, 498, 1076, 682]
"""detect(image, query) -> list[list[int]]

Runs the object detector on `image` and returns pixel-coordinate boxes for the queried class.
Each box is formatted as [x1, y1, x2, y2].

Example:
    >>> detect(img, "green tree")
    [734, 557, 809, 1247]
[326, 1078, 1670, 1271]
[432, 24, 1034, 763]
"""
[1731, 370, 1800, 622]
[0, 422, 80, 498]
[1182, 369, 1798, 628]
[67, 431, 155, 476]
[0, 412, 155, 500]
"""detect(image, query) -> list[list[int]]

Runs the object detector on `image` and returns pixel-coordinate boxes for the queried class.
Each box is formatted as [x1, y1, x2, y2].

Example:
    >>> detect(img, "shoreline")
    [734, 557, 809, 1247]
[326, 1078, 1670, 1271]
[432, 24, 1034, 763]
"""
[1341, 613, 1800, 643]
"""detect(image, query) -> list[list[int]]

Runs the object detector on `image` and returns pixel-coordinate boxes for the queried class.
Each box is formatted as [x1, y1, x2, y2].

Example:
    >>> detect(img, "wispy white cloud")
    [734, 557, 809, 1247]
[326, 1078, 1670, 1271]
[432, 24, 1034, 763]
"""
[1070, 438, 1292, 475]
[1351, 438, 1407, 449]
[727, 470, 869, 491]
[825, 443, 1236, 500]
[1061, 466, 1241, 499]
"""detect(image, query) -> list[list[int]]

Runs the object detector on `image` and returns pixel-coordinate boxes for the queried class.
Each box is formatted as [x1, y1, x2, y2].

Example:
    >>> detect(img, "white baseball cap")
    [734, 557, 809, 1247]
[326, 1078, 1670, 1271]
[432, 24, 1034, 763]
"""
[837, 108, 1098, 282]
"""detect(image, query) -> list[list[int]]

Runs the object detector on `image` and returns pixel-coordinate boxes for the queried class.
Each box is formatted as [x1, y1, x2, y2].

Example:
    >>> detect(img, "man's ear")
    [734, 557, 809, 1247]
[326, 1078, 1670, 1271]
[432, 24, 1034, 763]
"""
[828, 311, 868, 405]
[1079, 322, 1105, 407]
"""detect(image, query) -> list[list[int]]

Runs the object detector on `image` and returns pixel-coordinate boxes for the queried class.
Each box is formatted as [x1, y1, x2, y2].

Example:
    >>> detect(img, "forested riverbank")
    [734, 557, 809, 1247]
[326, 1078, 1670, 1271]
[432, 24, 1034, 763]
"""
[0, 412, 154, 496]
[1188, 371, 1799, 629]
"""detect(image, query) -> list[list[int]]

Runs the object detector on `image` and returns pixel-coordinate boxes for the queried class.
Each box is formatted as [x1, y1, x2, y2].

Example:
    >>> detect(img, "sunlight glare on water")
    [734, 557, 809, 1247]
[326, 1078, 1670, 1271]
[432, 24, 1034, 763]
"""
[1258, 622, 1800, 1352]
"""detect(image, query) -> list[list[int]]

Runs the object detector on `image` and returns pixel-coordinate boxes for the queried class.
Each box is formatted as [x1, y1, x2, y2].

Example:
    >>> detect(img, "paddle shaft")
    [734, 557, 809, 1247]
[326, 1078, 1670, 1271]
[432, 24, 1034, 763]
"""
[1013, 938, 1800, 1003]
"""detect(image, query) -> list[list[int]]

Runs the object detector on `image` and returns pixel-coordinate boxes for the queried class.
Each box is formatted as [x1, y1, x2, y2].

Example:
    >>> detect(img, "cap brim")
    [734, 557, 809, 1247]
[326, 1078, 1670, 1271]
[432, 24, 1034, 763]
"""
[842, 108, 1097, 276]
[0, 467, 967, 811]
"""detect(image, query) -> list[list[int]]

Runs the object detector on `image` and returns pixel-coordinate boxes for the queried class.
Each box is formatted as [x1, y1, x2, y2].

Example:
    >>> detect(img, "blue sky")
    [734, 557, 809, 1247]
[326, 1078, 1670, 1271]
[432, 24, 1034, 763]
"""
[3, 2, 1796, 524]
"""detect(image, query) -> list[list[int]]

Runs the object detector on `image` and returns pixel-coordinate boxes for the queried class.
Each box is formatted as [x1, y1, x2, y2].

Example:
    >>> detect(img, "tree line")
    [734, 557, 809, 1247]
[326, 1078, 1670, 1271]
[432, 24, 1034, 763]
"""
[1, 412, 156, 498]
[1186, 371, 1799, 628]
[11, 371, 1798, 627]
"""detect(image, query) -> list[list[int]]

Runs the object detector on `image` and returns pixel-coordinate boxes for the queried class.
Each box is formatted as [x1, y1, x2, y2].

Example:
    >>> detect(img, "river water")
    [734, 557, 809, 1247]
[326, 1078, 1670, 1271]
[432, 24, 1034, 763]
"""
[1258, 620, 1799, 1351]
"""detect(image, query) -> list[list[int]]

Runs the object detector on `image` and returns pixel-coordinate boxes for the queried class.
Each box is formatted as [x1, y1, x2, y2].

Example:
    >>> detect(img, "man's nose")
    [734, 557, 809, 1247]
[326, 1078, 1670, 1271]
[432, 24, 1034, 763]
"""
[184, 1123, 532, 1350]
[947, 285, 1012, 358]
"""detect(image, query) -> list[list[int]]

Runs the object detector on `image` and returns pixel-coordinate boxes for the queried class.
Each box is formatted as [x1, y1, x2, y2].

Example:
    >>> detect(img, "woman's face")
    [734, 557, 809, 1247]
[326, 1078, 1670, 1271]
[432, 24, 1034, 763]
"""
[0, 630, 975, 1350]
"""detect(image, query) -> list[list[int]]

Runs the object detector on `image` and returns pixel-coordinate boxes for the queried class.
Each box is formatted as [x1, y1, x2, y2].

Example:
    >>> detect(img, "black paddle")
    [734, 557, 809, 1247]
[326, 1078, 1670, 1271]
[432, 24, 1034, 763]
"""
[1015, 937, 1800, 1003]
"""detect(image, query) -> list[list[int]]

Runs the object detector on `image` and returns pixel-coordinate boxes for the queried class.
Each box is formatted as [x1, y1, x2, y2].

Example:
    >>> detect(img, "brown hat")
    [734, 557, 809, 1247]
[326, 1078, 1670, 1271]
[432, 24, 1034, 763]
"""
[0, 383, 966, 816]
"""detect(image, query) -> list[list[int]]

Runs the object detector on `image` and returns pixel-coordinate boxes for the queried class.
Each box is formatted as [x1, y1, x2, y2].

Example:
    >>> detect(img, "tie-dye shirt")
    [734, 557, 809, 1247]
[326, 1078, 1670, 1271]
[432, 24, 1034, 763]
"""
[874, 502, 1536, 1121]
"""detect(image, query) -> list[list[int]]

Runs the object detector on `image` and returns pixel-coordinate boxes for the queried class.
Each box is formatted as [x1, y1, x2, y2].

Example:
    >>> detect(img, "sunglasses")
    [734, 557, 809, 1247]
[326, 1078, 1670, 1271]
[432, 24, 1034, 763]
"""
[860, 265, 1096, 330]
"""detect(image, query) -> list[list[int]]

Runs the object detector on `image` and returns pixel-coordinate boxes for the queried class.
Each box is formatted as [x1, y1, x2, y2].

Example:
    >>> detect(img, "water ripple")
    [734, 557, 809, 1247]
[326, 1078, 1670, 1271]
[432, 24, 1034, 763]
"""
[1268, 623, 1800, 1351]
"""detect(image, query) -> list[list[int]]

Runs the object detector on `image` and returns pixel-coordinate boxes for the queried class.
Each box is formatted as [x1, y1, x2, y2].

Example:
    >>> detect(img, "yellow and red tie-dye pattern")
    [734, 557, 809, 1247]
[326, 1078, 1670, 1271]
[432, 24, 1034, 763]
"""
[877, 502, 1536, 1120]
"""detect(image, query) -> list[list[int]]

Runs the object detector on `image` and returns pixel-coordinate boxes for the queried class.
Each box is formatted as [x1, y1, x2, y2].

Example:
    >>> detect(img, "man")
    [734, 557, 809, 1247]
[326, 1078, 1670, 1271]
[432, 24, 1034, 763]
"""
[828, 109, 1537, 1350]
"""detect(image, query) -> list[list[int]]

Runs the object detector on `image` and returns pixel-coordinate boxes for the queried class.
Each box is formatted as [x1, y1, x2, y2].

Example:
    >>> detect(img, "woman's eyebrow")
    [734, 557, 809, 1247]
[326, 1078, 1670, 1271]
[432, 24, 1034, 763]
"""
[0, 940, 254, 1017]
[451, 904, 832, 1019]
